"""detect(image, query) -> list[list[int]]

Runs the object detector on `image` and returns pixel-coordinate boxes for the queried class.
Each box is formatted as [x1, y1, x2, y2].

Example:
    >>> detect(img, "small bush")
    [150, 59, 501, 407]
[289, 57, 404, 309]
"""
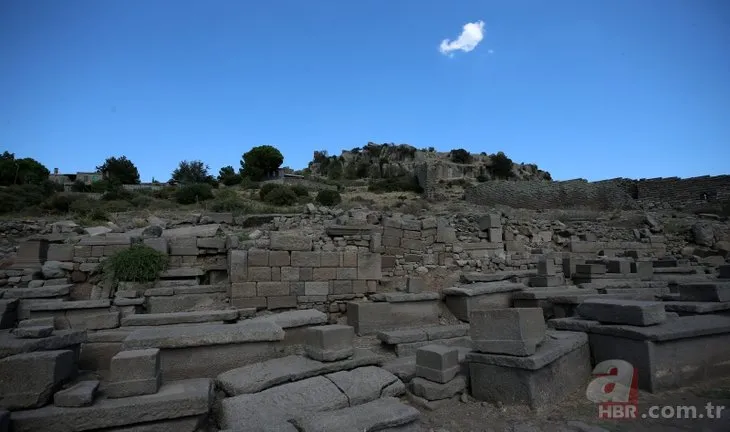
[489, 152, 514, 179]
[101, 200, 133, 213]
[259, 183, 282, 200]
[368, 175, 423, 194]
[102, 244, 168, 282]
[289, 184, 309, 197]
[263, 187, 297, 206]
[42, 194, 77, 213]
[449, 149, 472, 164]
[130, 195, 153, 208]
[316, 190, 341, 206]
[175, 183, 214, 204]
[209, 189, 248, 212]
[0, 184, 48, 214]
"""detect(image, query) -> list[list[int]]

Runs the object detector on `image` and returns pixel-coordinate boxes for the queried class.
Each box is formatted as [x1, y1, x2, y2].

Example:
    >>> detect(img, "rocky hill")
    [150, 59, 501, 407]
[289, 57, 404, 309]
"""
[304, 143, 552, 182]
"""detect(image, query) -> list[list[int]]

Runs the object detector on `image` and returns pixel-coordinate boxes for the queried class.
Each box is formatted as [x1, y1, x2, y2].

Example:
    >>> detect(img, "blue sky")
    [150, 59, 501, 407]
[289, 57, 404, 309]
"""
[1, 1, 729, 182]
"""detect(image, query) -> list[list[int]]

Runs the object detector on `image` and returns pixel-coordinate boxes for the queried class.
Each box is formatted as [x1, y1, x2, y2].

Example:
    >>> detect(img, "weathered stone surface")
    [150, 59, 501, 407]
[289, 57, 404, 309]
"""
[12, 326, 53, 339]
[577, 298, 666, 326]
[305, 324, 354, 362]
[547, 317, 600, 332]
[382, 356, 416, 382]
[18, 317, 55, 328]
[270, 232, 312, 251]
[251, 309, 328, 329]
[588, 314, 730, 342]
[291, 397, 420, 432]
[25, 300, 110, 311]
[11, 378, 213, 432]
[121, 310, 239, 326]
[377, 292, 440, 303]
[54, 380, 99, 407]
[216, 348, 382, 396]
[396, 336, 472, 357]
[442, 282, 525, 297]
[326, 366, 405, 405]
[512, 288, 597, 300]
[411, 375, 466, 401]
[2, 285, 70, 299]
[415, 345, 459, 384]
[466, 331, 588, 370]
[0, 350, 75, 410]
[161, 225, 221, 238]
[347, 301, 439, 336]
[122, 320, 284, 349]
[158, 268, 203, 279]
[677, 282, 730, 302]
[357, 252, 381, 280]
[469, 308, 547, 356]
[0, 330, 86, 359]
[0, 299, 18, 329]
[663, 301, 730, 314]
[218, 375, 349, 430]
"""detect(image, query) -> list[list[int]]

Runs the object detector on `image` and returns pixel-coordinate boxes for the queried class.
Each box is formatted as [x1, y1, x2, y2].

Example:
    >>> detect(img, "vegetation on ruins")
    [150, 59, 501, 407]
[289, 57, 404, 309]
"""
[240, 145, 285, 181]
[218, 166, 242, 186]
[172, 160, 216, 185]
[315, 190, 342, 206]
[449, 148, 472, 164]
[102, 244, 168, 282]
[175, 183, 214, 204]
[0, 151, 50, 186]
[368, 175, 423, 194]
[489, 151, 515, 179]
[262, 185, 298, 206]
[96, 156, 141, 185]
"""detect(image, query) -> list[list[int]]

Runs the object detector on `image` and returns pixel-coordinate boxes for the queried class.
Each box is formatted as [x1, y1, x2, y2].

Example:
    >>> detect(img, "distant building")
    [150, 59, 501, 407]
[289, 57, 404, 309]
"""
[48, 168, 103, 191]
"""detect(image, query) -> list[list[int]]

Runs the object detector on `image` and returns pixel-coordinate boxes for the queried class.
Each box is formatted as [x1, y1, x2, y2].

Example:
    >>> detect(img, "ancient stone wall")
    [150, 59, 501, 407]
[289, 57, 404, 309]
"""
[465, 179, 637, 210]
[634, 175, 730, 207]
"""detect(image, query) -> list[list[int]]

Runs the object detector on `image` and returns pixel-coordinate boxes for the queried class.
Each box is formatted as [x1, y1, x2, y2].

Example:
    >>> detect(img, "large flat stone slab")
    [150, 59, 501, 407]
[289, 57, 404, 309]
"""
[466, 331, 588, 370]
[121, 310, 239, 327]
[547, 317, 600, 332]
[25, 300, 110, 312]
[442, 282, 526, 297]
[216, 348, 382, 395]
[512, 288, 598, 300]
[326, 366, 405, 405]
[663, 301, 730, 314]
[291, 397, 420, 432]
[2, 285, 71, 299]
[250, 309, 328, 329]
[0, 350, 76, 410]
[577, 298, 666, 326]
[377, 325, 469, 345]
[588, 314, 730, 342]
[677, 282, 730, 302]
[161, 225, 221, 238]
[122, 321, 284, 349]
[460, 270, 535, 283]
[0, 329, 86, 359]
[10, 378, 213, 432]
[347, 301, 439, 336]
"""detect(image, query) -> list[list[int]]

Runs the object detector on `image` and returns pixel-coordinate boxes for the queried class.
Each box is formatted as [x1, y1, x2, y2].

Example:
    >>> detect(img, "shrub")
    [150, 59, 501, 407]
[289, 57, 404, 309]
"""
[368, 175, 423, 194]
[175, 183, 214, 204]
[209, 189, 248, 212]
[102, 244, 168, 282]
[42, 194, 77, 213]
[316, 190, 341, 206]
[489, 152, 514, 179]
[259, 183, 282, 200]
[449, 149, 472, 164]
[0, 184, 47, 214]
[130, 195, 153, 208]
[476, 174, 488, 182]
[263, 187, 297, 206]
[289, 184, 309, 197]
[102, 200, 133, 213]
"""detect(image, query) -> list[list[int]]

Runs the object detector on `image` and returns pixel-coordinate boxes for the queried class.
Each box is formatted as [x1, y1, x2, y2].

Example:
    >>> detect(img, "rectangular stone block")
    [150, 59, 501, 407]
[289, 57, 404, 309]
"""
[53, 380, 99, 407]
[487, 228, 503, 243]
[478, 214, 501, 230]
[347, 301, 439, 336]
[281, 267, 300, 281]
[575, 264, 606, 275]
[230, 282, 257, 298]
[305, 324, 355, 361]
[415, 345, 459, 384]
[105, 376, 161, 399]
[332, 280, 352, 294]
[677, 283, 730, 302]
[291, 251, 321, 267]
[305, 281, 329, 296]
[313, 267, 336, 281]
[248, 267, 271, 282]
[342, 252, 357, 267]
[631, 261, 654, 280]
[143, 238, 168, 254]
[299, 267, 313, 281]
[271, 267, 281, 281]
[267, 296, 297, 310]
[47, 244, 74, 262]
[357, 252, 381, 280]
[247, 249, 269, 266]
[269, 251, 290, 267]
[606, 260, 631, 274]
[537, 257, 556, 276]
[411, 375, 467, 401]
[719, 265, 730, 279]
[231, 296, 267, 310]
[257, 282, 290, 297]
[407, 277, 425, 294]
[110, 349, 160, 382]
[196, 237, 225, 249]
[577, 298, 666, 326]
[336, 268, 357, 280]
[269, 232, 312, 251]
[168, 237, 198, 256]
[0, 350, 76, 410]
[320, 252, 340, 267]
[469, 308, 547, 356]
[529, 275, 563, 287]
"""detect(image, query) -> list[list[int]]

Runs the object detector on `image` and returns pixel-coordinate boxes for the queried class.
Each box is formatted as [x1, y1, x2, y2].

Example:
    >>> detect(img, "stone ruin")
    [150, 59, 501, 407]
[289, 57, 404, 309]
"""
[0, 208, 729, 431]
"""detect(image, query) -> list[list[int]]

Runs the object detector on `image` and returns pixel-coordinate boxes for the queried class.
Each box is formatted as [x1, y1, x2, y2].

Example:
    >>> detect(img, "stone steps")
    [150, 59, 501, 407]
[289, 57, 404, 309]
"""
[120, 310, 239, 327]
[1, 285, 72, 300]
[376, 324, 472, 358]
[290, 397, 420, 432]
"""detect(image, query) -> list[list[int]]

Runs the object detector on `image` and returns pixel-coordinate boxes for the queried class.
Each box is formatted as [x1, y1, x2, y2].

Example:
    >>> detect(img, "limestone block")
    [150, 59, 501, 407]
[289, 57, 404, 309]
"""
[290, 397, 419, 432]
[143, 238, 168, 254]
[230, 282, 257, 298]
[575, 264, 606, 275]
[357, 252, 381, 280]
[469, 308, 547, 356]
[257, 282, 290, 297]
[537, 257, 556, 276]
[269, 251, 291, 267]
[53, 380, 99, 407]
[292, 252, 321, 267]
[107, 349, 161, 398]
[411, 375, 466, 401]
[168, 237, 198, 256]
[247, 249, 269, 266]
[478, 214, 501, 230]
[677, 282, 730, 302]
[487, 228, 503, 243]
[577, 298, 666, 326]
[47, 244, 74, 262]
[415, 345, 459, 384]
[270, 232, 312, 251]
[0, 350, 75, 410]
[305, 325, 354, 362]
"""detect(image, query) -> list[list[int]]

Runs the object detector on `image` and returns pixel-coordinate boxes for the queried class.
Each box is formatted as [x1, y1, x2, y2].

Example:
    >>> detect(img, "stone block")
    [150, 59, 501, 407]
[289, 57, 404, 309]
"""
[196, 237, 225, 249]
[281, 266, 300, 281]
[270, 232, 312, 251]
[436, 224, 456, 243]
[248, 266, 272, 282]
[247, 249, 269, 266]
[268, 250, 290, 267]
[305, 281, 330, 296]
[313, 267, 336, 280]
[606, 260, 631, 274]
[47, 244, 74, 262]
[291, 397, 420, 432]
[487, 228, 503, 243]
[53, 380, 99, 407]
[230, 282, 257, 298]
[257, 282, 290, 297]
[719, 264, 730, 279]
[415, 345, 459, 384]
[168, 237, 198, 256]
[537, 257, 556, 276]
[336, 267, 357, 280]
[577, 298, 666, 326]
[631, 261, 654, 280]
[12, 326, 53, 339]
[529, 275, 564, 287]
[468, 331, 590, 410]
[320, 252, 340, 267]
[575, 264, 606, 275]
[291, 251, 321, 267]
[331, 280, 352, 294]
[299, 267, 313, 281]
[342, 252, 357, 267]
[0, 350, 75, 410]
[478, 214, 501, 230]
[228, 250, 247, 284]
[347, 301, 439, 336]
[231, 296, 267, 310]
[411, 375, 466, 401]
[305, 324, 355, 361]
[267, 296, 297, 310]
[677, 282, 730, 302]
[107, 349, 161, 398]
[469, 308, 546, 356]
[357, 252, 381, 280]
[406, 277, 425, 294]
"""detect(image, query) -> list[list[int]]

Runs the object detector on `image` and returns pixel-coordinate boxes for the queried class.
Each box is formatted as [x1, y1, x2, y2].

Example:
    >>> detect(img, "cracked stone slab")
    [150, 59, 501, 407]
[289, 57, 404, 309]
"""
[122, 320, 284, 349]
[0, 330, 86, 360]
[442, 282, 526, 297]
[325, 366, 405, 406]
[216, 348, 382, 396]
[577, 298, 667, 326]
[121, 310, 239, 326]
[290, 397, 420, 432]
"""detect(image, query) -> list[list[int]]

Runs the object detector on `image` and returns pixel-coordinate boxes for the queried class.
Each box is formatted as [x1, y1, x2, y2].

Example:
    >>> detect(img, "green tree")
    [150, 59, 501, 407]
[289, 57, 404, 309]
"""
[0, 152, 50, 186]
[171, 160, 213, 184]
[96, 156, 141, 185]
[489, 152, 515, 179]
[240, 145, 284, 181]
[449, 149, 472, 164]
[218, 165, 242, 186]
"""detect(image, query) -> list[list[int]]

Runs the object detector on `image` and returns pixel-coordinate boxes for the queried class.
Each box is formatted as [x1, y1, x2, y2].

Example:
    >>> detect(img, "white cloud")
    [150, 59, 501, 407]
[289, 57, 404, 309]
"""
[439, 21, 485, 56]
